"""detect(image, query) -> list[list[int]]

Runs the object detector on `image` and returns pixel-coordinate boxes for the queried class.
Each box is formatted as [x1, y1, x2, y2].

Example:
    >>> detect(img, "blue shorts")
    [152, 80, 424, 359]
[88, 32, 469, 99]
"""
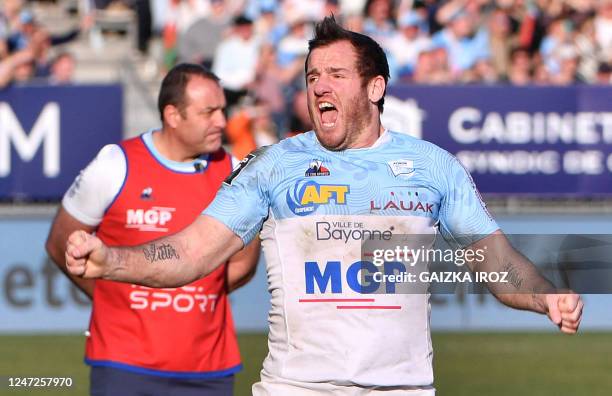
[90, 366, 234, 396]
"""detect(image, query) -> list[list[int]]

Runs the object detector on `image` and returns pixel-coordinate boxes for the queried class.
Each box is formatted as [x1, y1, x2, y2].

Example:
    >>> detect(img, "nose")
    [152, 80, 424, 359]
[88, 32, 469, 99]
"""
[312, 75, 332, 97]
[213, 109, 226, 129]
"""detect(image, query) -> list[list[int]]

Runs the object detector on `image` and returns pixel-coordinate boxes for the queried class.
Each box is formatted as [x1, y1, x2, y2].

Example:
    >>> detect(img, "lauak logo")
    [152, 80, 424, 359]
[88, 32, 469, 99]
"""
[370, 191, 435, 214]
[305, 159, 330, 177]
[286, 181, 350, 216]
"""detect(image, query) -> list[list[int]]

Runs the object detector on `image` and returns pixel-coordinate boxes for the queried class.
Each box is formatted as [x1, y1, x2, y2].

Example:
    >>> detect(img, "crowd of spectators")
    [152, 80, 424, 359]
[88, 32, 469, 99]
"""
[150, 0, 612, 149]
[2, 0, 611, 151]
[0, 0, 91, 88]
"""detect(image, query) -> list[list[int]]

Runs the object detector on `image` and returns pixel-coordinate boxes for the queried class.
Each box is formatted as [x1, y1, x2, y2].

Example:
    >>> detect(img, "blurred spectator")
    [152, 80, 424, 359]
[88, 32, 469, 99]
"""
[507, 47, 532, 85]
[0, 0, 25, 58]
[212, 15, 260, 109]
[162, 0, 210, 69]
[7, 8, 92, 58]
[288, 88, 312, 135]
[575, 17, 601, 82]
[132, 0, 153, 56]
[539, 17, 574, 77]
[177, 0, 232, 68]
[48, 51, 76, 85]
[324, 0, 341, 18]
[0, 50, 34, 87]
[226, 98, 278, 159]
[596, 61, 612, 84]
[487, 7, 513, 78]
[472, 57, 499, 83]
[551, 45, 582, 85]
[412, 46, 451, 84]
[533, 55, 551, 84]
[594, 0, 612, 59]
[431, 9, 490, 76]
[275, 9, 310, 68]
[343, 12, 364, 32]
[362, 0, 396, 48]
[387, 10, 431, 80]
[252, 42, 293, 136]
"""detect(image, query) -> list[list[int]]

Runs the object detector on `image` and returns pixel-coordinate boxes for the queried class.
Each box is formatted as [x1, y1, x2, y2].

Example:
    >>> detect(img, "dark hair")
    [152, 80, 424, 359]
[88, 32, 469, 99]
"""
[306, 16, 390, 112]
[157, 63, 220, 122]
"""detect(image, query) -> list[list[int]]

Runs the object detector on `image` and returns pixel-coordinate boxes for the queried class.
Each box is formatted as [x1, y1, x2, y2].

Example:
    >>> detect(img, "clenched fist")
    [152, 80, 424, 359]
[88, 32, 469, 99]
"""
[65, 230, 110, 279]
[545, 293, 583, 334]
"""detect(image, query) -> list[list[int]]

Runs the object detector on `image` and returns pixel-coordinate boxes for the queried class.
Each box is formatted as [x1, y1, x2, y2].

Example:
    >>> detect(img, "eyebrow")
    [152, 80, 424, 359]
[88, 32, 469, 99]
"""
[326, 67, 350, 73]
[306, 66, 351, 76]
[200, 105, 225, 112]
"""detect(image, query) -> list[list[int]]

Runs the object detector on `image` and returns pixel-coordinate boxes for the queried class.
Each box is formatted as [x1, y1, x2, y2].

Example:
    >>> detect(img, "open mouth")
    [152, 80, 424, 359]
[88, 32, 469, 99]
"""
[318, 101, 338, 128]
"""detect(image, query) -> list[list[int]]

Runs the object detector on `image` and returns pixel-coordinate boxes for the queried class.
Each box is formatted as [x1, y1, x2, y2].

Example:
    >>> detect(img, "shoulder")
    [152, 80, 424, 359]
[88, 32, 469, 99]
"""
[247, 133, 314, 164]
[387, 131, 454, 163]
[92, 143, 127, 167]
[386, 131, 464, 186]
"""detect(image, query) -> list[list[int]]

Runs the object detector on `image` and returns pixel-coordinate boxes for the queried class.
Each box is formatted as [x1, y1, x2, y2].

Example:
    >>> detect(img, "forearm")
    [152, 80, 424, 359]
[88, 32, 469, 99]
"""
[102, 235, 214, 287]
[489, 254, 555, 314]
[471, 232, 556, 313]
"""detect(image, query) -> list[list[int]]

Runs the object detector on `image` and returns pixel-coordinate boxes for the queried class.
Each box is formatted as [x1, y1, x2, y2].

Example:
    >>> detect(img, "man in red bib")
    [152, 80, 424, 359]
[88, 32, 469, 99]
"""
[46, 63, 260, 396]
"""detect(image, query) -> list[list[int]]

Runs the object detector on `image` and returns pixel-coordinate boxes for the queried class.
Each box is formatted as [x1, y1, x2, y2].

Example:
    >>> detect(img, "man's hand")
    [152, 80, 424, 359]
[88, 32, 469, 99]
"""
[545, 293, 583, 334]
[65, 230, 109, 279]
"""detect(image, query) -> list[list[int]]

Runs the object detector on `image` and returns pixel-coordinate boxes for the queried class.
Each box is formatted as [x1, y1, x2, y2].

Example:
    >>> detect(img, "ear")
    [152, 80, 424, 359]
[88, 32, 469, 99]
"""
[367, 75, 385, 107]
[163, 105, 181, 129]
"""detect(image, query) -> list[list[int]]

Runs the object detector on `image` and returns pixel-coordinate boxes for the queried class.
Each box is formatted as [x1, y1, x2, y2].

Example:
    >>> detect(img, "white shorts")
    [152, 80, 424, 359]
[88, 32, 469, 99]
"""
[252, 371, 435, 396]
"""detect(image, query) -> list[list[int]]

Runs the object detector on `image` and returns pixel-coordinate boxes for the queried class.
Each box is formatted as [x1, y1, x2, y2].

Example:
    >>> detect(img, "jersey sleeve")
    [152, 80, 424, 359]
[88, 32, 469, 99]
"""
[203, 146, 278, 245]
[436, 150, 499, 249]
[62, 144, 127, 226]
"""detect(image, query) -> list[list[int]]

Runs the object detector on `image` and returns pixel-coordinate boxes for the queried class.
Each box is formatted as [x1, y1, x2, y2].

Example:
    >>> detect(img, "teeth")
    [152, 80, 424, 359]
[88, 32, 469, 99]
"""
[318, 102, 335, 110]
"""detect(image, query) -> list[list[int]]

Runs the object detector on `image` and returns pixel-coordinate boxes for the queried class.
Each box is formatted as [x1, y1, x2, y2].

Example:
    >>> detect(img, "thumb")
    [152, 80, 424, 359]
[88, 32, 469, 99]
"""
[547, 296, 562, 326]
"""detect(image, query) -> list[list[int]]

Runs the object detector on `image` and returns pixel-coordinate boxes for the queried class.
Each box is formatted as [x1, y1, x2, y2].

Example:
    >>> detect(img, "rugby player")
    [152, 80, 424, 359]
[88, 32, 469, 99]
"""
[64, 17, 582, 395]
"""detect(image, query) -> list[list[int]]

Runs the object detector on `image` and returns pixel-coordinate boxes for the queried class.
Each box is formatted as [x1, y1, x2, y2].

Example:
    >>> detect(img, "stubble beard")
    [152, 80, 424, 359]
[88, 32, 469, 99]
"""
[315, 94, 373, 152]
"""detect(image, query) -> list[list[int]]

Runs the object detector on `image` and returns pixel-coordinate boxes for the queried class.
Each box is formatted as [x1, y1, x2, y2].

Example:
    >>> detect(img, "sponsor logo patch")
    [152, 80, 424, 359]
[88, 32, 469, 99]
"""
[286, 181, 350, 216]
[387, 159, 415, 178]
[305, 159, 330, 177]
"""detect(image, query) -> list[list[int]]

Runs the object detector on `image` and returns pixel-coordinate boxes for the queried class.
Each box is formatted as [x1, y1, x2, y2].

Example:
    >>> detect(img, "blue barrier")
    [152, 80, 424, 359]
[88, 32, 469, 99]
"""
[0, 85, 123, 200]
[2, 215, 611, 333]
[384, 85, 612, 195]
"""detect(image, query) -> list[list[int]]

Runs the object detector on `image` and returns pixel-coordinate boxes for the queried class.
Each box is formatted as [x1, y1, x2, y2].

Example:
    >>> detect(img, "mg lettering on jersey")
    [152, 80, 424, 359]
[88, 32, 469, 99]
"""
[287, 180, 350, 216]
[305, 261, 408, 294]
[125, 207, 175, 232]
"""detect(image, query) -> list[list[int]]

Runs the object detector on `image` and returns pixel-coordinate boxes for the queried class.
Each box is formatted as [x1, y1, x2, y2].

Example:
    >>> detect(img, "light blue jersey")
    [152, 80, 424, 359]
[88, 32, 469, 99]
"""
[205, 131, 498, 394]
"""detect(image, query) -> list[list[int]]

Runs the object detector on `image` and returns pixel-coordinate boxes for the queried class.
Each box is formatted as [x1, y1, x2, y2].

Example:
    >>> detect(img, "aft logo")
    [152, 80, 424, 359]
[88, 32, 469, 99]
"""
[286, 181, 349, 216]
[305, 160, 330, 177]
[125, 206, 175, 232]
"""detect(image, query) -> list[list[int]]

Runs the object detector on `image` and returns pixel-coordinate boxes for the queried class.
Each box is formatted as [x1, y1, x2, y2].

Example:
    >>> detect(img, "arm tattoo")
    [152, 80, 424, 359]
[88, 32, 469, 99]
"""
[143, 243, 181, 263]
[503, 262, 524, 290]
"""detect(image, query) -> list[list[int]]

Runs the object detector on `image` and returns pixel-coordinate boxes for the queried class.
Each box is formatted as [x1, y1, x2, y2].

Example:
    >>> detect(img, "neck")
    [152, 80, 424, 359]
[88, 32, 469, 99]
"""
[153, 129, 197, 162]
[351, 123, 385, 149]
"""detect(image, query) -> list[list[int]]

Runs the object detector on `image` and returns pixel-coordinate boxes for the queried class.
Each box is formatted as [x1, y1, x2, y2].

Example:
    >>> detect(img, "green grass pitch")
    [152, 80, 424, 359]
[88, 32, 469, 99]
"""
[1, 332, 611, 395]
